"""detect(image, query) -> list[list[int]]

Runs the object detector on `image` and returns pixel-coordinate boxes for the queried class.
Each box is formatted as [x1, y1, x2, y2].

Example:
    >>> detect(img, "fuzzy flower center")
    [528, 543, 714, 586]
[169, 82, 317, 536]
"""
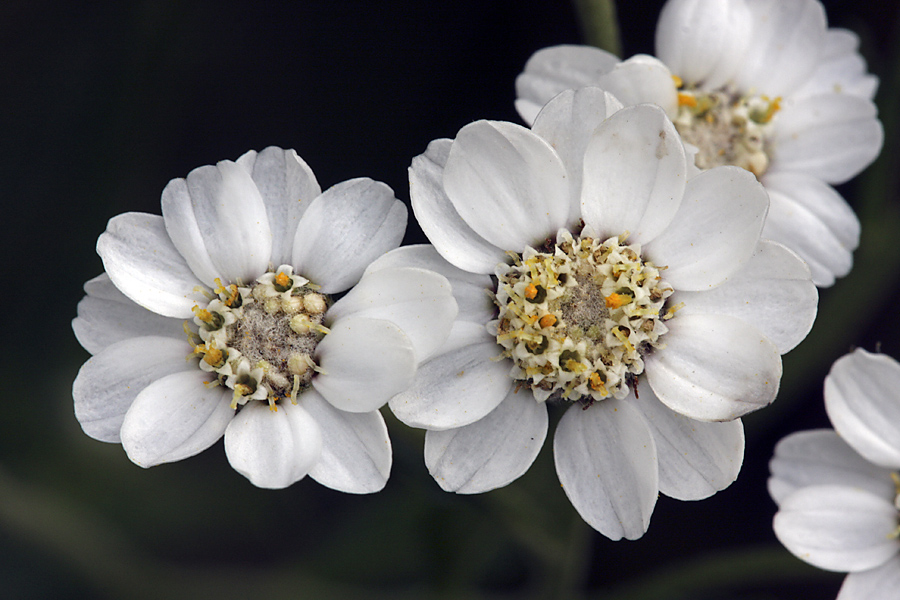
[672, 76, 781, 177]
[188, 265, 330, 411]
[493, 230, 678, 403]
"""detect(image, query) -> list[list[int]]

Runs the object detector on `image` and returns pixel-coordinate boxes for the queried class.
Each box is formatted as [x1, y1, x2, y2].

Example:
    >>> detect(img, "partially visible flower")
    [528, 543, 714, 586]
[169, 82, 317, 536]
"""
[73, 147, 457, 490]
[770, 349, 900, 599]
[396, 87, 818, 539]
[517, 0, 883, 287]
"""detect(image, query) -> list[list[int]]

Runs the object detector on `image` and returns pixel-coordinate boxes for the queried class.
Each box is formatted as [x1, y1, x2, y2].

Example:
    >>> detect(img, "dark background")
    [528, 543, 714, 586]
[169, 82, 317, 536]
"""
[2, 1, 899, 598]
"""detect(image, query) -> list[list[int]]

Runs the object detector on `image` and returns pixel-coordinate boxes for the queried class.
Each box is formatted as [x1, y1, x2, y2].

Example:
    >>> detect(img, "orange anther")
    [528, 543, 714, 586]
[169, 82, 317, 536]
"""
[539, 314, 557, 328]
[524, 283, 538, 300]
[677, 92, 697, 108]
[202, 346, 224, 366]
[605, 293, 625, 309]
[274, 271, 291, 288]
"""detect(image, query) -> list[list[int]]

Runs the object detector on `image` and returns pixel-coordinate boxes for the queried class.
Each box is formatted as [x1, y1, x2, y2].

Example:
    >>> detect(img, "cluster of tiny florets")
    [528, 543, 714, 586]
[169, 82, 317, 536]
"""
[493, 230, 677, 403]
[189, 265, 330, 411]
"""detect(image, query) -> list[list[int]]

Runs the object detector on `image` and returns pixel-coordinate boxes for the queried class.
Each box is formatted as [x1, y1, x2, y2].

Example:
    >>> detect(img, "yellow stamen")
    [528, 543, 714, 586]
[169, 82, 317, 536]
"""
[524, 283, 538, 300]
[202, 346, 224, 367]
[671, 74, 683, 88]
[539, 314, 557, 328]
[678, 92, 697, 108]
[605, 293, 626, 309]
[589, 372, 609, 396]
[274, 271, 291, 288]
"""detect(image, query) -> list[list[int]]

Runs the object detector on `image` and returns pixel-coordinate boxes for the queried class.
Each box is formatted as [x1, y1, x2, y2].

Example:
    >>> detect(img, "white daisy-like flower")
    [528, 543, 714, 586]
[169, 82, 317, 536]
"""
[770, 349, 900, 600]
[516, 0, 883, 287]
[72, 146, 457, 490]
[394, 87, 818, 539]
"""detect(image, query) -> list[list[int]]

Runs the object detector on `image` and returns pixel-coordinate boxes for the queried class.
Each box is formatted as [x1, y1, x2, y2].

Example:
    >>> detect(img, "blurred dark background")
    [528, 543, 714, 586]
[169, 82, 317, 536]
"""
[2, 1, 899, 598]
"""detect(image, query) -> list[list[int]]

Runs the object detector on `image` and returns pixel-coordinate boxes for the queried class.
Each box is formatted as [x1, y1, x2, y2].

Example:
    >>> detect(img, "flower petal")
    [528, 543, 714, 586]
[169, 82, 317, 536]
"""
[364, 245, 495, 325]
[162, 160, 272, 286]
[224, 400, 322, 489]
[515, 44, 621, 125]
[389, 323, 512, 430]
[532, 87, 624, 222]
[768, 429, 896, 507]
[644, 166, 767, 291]
[120, 370, 234, 467]
[236, 146, 321, 266]
[410, 139, 507, 275]
[425, 387, 548, 494]
[825, 349, 900, 469]
[73, 273, 186, 355]
[580, 104, 687, 244]
[313, 316, 416, 413]
[443, 120, 571, 252]
[772, 94, 882, 185]
[734, 0, 827, 97]
[774, 484, 900, 573]
[595, 55, 678, 116]
[655, 0, 754, 91]
[671, 240, 817, 353]
[302, 390, 391, 494]
[645, 314, 782, 422]
[793, 29, 879, 101]
[327, 266, 457, 362]
[73, 336, 195, 443]
[632, 386, 744, 501]
[554, 398, 658, 540]
[291, 178, 406, 293]
[839, 556, 900, 600]
[97, 212, 207, 318]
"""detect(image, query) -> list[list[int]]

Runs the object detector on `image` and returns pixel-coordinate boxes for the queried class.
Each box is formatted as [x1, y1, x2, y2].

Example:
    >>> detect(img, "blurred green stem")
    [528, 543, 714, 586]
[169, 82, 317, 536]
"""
[572, 0, 622, 56]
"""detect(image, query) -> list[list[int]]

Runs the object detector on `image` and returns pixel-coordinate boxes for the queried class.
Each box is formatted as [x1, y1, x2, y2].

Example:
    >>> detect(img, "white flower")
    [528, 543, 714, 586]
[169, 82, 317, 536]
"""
[72, 146, 457, 490]
[770, 349, 900, 600]
[516, 0, 883, 287]
[396, 87, 818, 539]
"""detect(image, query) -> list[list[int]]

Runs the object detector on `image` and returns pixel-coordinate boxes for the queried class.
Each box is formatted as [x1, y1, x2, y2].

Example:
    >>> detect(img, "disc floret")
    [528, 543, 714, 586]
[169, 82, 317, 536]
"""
[189, 264, 330, 410]
[494, 230, 676, 402]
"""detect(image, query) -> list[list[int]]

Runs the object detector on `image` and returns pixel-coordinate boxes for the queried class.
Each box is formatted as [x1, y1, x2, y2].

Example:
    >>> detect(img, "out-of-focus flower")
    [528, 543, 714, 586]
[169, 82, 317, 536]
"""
[73, 147, 456, 490]
[396, 87, 817, 539]
[770, 348, 900, 599]
[517, 0, 883, 287]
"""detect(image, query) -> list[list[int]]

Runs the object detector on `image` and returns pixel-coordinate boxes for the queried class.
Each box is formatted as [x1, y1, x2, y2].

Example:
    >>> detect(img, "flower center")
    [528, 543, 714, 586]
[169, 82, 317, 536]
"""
[188, 265, 330, 411]
[673, 77, 781, 177]
[494, 230, 677, 403]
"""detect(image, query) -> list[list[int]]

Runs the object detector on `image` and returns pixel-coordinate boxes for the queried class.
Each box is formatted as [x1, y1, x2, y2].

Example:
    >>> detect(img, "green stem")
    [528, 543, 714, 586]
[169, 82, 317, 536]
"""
[572, 0, 622, 57]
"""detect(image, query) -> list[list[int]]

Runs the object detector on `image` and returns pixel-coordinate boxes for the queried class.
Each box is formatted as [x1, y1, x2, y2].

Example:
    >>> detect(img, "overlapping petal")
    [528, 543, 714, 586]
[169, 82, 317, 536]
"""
[595, 55, 678, 117]
[554, 399, 658, 541]
[839, 556, 900, 600]
[291, 178, 406, 293]
[424, 388, 548, 494]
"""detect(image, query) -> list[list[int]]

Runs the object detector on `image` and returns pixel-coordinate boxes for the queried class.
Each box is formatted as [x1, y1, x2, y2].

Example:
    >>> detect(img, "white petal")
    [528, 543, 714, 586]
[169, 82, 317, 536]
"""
[236, 146, 321, 265]
[97, 212, 207, 318]
[389, 325, 512, 430]
[291, 178, 406, 293]
[580, 104, 687, 244]
[644, 166, 767, 291]
[515, 45, 621, 125]
[409, 139, 507, 275]
[301, 390, 391, 493]
[839, 556, 900, 600]
[364, 245, 496, 325]
[73, 336, 195, 443]
[532, 87, 624, 222]
[772, 94, 882, 185]
[327, 266, 457, 362]
[768, 429, 896, 507]
[443, 120, 571, 252]
[645, 314, 782, 421]
[671, 240, 817, 353]
[224, 400, 322, 489]
[120, 370, 234, 467]
[73, 273, 186, 355]
[313, 316, 416, 413]
[655, 0, 754, 91]
[632, 386, 744, 501]
[162, 160, 272, 285]
[774, 484, 900, 572]
[825, 349, 900, 469]
[425, 387, 548, 494]
[554, 399, 658, 540]
[596, 55, 678, 116]
[733, 0, 827, 97]
[793, 29, 879, 101]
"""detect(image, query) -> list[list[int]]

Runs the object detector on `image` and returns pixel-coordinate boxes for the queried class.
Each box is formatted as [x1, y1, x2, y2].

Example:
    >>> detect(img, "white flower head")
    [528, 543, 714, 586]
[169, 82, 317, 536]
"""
[516, 0, 883, 287]
[770, 349, 900, 600]
[72, 146, 457, 490]
[397, 87, 818, 540]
